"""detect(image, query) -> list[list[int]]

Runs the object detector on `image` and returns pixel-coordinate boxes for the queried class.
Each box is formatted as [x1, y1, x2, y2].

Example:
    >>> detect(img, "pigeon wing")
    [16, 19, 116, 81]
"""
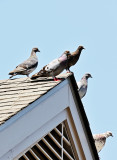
[45, 59, 60, 72]
[93, 135, 106, 153]
[18, 57, 38, 70]
[9, 56, 38, 76]
[77, 81, 87, 99]
[77, 81, 83, 90]
[31, 58, 60, 79]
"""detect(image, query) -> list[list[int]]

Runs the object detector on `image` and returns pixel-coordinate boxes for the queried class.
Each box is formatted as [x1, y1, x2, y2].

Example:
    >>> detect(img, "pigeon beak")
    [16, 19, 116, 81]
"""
[38, 49, 40, 52]
[91, 75, 92, 78]
[111, 134, 113, 137]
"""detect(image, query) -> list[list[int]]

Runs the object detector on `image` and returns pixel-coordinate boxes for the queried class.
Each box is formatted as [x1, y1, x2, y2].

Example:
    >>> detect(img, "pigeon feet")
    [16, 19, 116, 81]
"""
[53, 77, 62, 81]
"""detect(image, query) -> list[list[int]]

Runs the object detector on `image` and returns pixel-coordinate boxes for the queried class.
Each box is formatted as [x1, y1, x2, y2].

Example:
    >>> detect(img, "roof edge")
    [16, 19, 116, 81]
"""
[68, 73, 99, 160]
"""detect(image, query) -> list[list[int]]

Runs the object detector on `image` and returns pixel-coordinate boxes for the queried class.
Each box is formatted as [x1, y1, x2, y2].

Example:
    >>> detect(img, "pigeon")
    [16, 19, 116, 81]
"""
[93, 131, 113, 153]
[64, 45, 85, 72]
[77, 73, 92, 99]
[9, 48, 40, 78]
[31, 51, 71, 81]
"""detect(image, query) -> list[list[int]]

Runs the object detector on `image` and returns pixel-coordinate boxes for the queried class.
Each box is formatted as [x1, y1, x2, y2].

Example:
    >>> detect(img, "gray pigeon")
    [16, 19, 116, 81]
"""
[93, 131, 113, 153]
[9, 48, 40, 78]
[64, 45, 85, 72]
[31, 51, 71, 81]
[77, 73, 92, 99]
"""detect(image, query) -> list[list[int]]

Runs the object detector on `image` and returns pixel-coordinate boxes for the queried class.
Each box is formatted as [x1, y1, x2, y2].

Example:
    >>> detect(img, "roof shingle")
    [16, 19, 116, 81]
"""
[0, 73, 71, 125]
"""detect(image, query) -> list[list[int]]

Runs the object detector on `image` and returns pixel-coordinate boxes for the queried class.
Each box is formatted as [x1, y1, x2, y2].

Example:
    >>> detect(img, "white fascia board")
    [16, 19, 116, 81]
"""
[67, 80, 95, 160]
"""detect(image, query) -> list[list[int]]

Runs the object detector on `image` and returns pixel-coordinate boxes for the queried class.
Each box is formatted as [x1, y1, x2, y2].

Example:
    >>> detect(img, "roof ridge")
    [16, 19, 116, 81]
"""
[0, 72, 72, 84]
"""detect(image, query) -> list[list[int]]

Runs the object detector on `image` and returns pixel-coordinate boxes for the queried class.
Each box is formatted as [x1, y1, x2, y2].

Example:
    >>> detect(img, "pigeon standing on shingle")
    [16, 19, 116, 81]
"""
[65, 45, 85, 72]
[31, 51, 71, 81]
[9, 48, 40, 78]
[77, 73, 92, 99]
[93, 131, 113, 153]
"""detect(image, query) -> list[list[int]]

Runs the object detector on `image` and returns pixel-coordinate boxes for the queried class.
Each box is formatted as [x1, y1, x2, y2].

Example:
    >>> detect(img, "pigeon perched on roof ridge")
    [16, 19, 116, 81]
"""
[77, 73, 92, 99]
[93, 131, 113, 153]
[31, 50, 71, 81]
[65, 45, 85, 72]
[9, 48, 40, 78]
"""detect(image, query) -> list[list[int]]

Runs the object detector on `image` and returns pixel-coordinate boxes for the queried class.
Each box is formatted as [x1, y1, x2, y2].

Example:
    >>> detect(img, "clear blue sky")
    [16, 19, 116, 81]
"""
[0, 0, 117, 159]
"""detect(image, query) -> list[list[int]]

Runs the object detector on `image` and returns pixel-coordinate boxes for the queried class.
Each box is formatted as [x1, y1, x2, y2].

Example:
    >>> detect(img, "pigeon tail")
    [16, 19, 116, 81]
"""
[9, 71, 17, 78]
[9, 66, 25, 75]
[9, 70, 15, 75]
[31, 66, 47, 79]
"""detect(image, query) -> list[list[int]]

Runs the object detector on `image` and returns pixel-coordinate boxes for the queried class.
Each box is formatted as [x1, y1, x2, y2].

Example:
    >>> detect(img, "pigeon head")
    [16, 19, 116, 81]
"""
[106, 131, 113, 137]
[64, 50, 70, 54]
[64, 50, 71, 56]
[59, 50, 71, 62]
[32, 48, 40, 53]
[84, 73, 92, 79]
[78, 46, 85, 51]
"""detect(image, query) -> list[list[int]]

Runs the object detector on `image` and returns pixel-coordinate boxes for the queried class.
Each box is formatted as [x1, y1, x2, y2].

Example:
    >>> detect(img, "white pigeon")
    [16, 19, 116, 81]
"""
[31, 51, 70, 81]
[9, 48, 40, 78]
[77, 73, 92, 99]
[93, 131, 113, 153]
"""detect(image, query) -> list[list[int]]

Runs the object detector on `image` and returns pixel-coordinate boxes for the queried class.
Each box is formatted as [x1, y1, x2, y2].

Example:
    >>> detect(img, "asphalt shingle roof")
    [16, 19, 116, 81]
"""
[0, 73, 71, 125]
